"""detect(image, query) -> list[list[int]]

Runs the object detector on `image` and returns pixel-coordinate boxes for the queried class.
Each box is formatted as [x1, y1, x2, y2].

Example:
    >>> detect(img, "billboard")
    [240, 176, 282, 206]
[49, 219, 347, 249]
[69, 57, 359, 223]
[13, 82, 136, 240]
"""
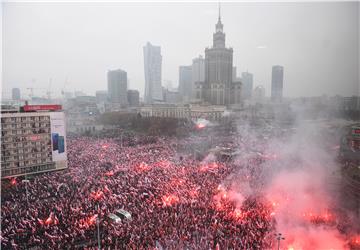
[50, 112, 67, 167]
[23, 104, 62, 112]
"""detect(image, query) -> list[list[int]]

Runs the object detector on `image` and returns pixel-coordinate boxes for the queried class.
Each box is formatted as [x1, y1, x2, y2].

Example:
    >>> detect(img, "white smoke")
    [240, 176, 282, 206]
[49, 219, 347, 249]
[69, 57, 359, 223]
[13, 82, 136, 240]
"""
[231, 117, 353, 249]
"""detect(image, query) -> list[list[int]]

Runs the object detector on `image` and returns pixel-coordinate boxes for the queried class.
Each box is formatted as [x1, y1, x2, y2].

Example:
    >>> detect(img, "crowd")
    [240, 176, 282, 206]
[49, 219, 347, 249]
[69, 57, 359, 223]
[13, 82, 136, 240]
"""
[1, 131, 280, 249]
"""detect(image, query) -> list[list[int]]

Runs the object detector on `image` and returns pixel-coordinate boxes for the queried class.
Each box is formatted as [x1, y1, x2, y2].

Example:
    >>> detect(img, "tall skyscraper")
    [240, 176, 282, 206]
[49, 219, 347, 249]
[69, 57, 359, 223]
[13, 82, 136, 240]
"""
[107, 69, 128, 106]
[12, 88, 20, 100]
[178, 66, 192, 102]
[241, 71, 253, 99]
[195, 5, 241, 105]
[271, 65, 284, 102]
[192, 55, 205, 99]
[143, 42, 163, 103]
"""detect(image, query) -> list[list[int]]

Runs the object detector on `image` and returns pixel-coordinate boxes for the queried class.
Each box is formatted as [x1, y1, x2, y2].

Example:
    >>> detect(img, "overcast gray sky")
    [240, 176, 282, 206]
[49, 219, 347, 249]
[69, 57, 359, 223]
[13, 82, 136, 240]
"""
[2, 2, 359, 99]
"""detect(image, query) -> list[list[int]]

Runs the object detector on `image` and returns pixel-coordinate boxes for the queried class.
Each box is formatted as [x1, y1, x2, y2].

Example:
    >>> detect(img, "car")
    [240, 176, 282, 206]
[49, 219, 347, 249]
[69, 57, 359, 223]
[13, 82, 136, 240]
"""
[114, 209, 132, 221]
[107, 213, 121, 224]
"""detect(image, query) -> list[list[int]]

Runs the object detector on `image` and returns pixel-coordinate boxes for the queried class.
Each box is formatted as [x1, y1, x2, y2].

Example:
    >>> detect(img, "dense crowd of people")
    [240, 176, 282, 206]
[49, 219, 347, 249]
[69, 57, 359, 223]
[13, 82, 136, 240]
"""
[2, 125, 357, 249]
[1, 129, 279, 249]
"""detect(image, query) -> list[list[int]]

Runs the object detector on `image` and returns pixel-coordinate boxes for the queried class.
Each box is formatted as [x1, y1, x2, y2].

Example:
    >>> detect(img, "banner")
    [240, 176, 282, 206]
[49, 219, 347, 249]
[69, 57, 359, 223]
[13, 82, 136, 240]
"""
[50, 112, 67, 162]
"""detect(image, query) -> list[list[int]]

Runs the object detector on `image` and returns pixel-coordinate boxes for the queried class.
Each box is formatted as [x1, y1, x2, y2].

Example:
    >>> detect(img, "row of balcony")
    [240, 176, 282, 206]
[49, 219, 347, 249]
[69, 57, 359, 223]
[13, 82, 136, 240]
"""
[2, 141, 51, 150]
[2, 152, 52, 163]
[2, 129, 51, 141]
[1, 145, 51, 156]
[1, 156, 52, 169]
[1, 116, 50, 124]
[2, 122, 50, 130]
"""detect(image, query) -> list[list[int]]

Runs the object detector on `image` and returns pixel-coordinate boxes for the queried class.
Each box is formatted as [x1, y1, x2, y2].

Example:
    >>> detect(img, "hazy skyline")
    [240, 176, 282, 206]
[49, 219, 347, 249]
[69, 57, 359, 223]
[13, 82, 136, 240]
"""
[2, 2, 359, 99]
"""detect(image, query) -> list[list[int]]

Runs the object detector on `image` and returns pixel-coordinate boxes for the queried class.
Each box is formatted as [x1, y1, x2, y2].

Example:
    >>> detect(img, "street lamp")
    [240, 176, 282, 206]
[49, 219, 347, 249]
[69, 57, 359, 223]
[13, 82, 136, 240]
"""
[95, 203, 101, 250]
[120, 132, 123, 147]
[274, 233, 285, 250]
[96, 217, 101, 250]
[22, 177, 30, 206]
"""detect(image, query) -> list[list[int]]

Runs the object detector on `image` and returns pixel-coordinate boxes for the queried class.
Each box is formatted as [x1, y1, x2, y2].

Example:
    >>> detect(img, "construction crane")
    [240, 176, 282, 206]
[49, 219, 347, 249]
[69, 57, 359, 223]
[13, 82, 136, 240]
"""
[27, 78, 53, 100]
[61, 77, 74, 99]
[61, 77, 68, 98]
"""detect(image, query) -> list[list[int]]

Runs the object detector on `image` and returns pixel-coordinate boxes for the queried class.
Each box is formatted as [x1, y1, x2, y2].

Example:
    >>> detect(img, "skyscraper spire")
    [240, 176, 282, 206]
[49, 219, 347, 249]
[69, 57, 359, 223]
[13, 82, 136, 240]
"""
[218, 2, 221, 22]
[215, 2, 223, 33]
[214, 2, 225, 47]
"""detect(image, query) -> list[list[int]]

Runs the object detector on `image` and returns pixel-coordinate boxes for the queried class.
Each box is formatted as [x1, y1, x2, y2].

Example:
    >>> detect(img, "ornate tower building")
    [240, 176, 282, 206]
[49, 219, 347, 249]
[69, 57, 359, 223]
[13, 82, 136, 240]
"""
[196, 5, 241, 106]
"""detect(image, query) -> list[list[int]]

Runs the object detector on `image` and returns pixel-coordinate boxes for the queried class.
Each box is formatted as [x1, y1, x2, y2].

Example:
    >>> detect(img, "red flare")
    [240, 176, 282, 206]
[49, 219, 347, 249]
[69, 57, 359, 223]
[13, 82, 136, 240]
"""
[196, 123, 206, 129]
[88, 214, 98, 226]
[90, 190, 104, 200]
[10, 178, 17, 186]
[232, 209, 244, 220]
[349, 235, 360, 247]
[162, 194, 179, 206]
[105, 171, 114, 177]
[45, 216, 52, 225]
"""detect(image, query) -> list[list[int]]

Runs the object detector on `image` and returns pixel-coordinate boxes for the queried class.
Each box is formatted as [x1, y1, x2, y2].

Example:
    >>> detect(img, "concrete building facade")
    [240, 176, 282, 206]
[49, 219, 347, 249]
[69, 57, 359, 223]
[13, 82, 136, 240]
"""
[271, 65, 284, 102]
[107, 69, 128, 106]
[241, 72, 253, 99]
[12, 88, 21, 100]
[179, 66, 193, 102]
[195, 9, 241, 106]
[144, 42, 163, 103]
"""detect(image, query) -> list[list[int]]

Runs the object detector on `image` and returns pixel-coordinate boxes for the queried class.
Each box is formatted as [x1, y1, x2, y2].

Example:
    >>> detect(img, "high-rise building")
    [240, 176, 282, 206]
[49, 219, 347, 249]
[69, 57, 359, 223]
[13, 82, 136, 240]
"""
[107, 69, 128, 106]
[127, 90, 140, 107]
[12, 88, 21, 100]
[143, 42, 163, 103]
[241, 72, 253, 99]
[192, 55, 205, 99]
[178, 66, 192, 102]
[95, 90, 108, 103]
[195, 6, 241, 105]
[271, 65, 284, 102]
[1, 105, 67, 178]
